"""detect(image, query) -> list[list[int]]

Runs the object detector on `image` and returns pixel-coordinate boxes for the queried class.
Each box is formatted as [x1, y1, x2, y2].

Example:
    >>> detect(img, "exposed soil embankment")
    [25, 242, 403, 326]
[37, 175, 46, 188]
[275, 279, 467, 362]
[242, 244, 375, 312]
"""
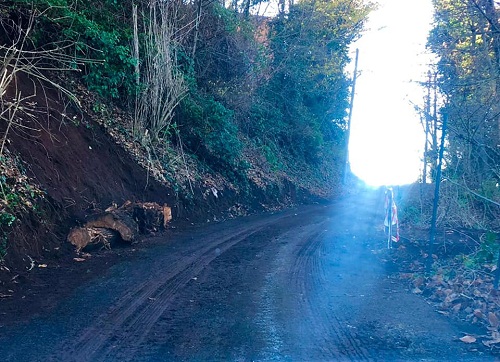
[0, 73, 328, 289]
[1, 74, 171, 270]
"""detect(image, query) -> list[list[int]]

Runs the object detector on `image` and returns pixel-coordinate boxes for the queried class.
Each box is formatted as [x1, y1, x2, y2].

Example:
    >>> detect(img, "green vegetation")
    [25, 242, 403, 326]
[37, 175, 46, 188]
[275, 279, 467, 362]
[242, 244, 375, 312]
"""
[462, 232, 500, 268]
[7, 0, 137, 99]
[1, 0, 371, 178]
[425, 0, 499, 230]
[0, 0, 372, 261]
[180, 91, 243, 172]
[0, 153, 45, 260]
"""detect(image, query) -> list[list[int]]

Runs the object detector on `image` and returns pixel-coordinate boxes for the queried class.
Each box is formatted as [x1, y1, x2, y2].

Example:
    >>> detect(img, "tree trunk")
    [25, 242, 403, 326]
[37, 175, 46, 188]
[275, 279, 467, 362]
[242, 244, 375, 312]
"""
[86, 209, 138, 242]
[191, 0, 203, 60]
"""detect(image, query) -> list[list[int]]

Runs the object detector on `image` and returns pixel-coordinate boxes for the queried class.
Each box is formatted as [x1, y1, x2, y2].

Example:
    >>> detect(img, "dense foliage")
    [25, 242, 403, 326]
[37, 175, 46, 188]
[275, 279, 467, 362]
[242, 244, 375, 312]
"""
[4, 0, 371, 177]
[0, 0, 372, 240]
[4, 0, 138, 99]
[262, 0, 369, 164]
[426, 0, 499, 230]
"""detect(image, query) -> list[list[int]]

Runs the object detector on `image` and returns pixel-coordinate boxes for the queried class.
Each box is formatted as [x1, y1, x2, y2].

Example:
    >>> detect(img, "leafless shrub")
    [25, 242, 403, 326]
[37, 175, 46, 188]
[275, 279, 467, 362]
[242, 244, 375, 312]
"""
[437, 180, 499, 230]
[0, 7, 89, 156]
[133, 2, 187, 143]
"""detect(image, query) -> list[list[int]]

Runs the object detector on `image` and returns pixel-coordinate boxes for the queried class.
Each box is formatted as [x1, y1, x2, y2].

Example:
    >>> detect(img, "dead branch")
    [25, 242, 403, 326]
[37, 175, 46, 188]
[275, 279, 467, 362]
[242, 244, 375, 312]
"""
[0, 8, 98, 157]
[444, 178, 500, 208]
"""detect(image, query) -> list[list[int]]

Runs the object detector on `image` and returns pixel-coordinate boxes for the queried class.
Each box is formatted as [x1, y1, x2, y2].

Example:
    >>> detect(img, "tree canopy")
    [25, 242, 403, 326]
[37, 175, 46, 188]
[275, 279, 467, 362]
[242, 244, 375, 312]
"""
[426, 0, 499, 228]
[0, 0, 372, 229]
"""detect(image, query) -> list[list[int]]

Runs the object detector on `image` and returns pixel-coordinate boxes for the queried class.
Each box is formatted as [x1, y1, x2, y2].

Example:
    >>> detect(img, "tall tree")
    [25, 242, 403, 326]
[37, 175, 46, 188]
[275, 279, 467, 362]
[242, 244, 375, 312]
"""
[427, 0, 500, 228]
[429, 0, 500, 187]
[263, 0, 371, 162]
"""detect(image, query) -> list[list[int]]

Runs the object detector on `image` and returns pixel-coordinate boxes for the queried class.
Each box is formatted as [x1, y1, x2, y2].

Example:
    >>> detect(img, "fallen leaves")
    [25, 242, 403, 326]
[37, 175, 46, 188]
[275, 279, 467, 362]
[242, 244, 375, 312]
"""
[483, 337, 500, 347]
[460, 335, 476, 343]
[391, 232, 500, 351]
[481, 329, 500, 347]
[489, 312, 499, 329]
[474, 309, 485, 319]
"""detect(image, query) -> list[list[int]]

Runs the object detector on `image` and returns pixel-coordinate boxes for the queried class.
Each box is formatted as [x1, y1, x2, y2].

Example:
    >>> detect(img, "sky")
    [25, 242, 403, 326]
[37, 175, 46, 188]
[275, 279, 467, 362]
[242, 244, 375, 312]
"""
[348, 0, 435, 186]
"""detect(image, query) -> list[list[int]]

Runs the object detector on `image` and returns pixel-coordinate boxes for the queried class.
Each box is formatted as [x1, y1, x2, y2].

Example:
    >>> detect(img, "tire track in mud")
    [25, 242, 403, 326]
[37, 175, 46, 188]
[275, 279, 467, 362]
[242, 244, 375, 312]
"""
[1, 193, 483, 361]
[254, 224, 327, 361]
[255, 199, 376, 361]
[52, 215, 290, 362]
[290, 220, 372, 361]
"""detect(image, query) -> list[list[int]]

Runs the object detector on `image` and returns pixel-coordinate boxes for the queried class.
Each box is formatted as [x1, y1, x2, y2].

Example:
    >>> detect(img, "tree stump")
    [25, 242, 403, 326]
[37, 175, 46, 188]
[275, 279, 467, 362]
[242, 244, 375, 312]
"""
[67, 201, 172, 252]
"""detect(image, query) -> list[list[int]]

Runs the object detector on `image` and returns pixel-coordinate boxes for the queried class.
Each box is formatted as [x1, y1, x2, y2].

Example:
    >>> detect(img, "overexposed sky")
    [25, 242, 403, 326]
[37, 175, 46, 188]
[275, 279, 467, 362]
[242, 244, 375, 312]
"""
[348, 0, 434, 186]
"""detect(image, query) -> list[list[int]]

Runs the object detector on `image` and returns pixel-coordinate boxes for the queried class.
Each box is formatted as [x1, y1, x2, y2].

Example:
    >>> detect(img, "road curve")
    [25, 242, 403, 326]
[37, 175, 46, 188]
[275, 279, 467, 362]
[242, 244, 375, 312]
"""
[0, 190, 488, 361]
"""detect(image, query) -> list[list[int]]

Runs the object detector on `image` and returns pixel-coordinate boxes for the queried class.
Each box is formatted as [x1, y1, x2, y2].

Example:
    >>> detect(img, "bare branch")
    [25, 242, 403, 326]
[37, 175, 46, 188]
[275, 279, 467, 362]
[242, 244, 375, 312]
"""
[0, 7, 97, 157]
[134, 2, 188, 142]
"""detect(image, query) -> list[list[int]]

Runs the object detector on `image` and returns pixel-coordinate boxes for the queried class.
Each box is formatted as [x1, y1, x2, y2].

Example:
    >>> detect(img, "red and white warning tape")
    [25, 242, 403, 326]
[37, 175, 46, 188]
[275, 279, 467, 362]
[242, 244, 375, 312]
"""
[384, 188, 400, 243]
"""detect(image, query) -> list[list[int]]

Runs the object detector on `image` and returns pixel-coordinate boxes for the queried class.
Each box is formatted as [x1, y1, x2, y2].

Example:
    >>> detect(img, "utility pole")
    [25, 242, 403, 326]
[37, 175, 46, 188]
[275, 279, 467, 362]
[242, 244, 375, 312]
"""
[343, 48, 359, 185]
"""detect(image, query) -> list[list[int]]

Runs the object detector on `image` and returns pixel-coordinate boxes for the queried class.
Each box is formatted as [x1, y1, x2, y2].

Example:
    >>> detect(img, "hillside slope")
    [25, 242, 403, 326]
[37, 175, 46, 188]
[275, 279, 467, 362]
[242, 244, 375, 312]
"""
[1, 0, 363, 291]
[0, 73, 334, 284]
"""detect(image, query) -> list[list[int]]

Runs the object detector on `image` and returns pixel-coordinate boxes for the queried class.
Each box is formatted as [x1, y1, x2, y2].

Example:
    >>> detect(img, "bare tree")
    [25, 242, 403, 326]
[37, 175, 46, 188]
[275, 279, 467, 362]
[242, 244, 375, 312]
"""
[0, 8, 87, 156]
[427, 0, 500, 229]
[133, 1, 187, 143]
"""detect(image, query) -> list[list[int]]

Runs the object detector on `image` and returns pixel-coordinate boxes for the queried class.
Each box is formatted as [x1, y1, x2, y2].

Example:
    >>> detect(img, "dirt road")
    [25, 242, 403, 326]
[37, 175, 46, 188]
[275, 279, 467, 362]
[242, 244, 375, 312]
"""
[0, 190, 492, 361]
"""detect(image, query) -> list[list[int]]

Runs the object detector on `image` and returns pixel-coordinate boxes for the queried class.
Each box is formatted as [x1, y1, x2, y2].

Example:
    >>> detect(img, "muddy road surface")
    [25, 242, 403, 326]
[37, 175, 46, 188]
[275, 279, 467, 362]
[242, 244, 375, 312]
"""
[0, 190, 492, 361]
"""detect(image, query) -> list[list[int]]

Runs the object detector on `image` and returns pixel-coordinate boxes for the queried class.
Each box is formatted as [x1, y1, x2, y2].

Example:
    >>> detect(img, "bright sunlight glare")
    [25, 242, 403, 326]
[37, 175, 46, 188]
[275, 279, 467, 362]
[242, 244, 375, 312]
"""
[348, 0, 434, 187]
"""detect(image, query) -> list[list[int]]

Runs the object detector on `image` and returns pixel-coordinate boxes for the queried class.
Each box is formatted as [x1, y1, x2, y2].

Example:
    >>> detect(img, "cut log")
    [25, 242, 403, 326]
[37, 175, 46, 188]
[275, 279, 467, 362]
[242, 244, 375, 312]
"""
[163, 204, 172, 228]
[68, 227, 119, 252]
[67, 227, 91, 252]
[67, 201, 172, 252]
[133, 202, 166, 233]
[118, 201, 171, 233]
[86, 209, 137, 242]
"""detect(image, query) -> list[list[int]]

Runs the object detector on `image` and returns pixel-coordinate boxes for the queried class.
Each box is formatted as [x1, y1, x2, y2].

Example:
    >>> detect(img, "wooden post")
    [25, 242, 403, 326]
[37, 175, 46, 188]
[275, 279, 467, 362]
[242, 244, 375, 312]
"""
[387, 188, 393, 249]
[423, 71, 431, 184]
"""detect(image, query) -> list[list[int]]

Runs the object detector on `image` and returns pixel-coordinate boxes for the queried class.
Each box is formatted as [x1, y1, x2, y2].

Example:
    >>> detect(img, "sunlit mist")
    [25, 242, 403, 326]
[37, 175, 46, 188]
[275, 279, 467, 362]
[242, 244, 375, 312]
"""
[348, 0, 434, 187]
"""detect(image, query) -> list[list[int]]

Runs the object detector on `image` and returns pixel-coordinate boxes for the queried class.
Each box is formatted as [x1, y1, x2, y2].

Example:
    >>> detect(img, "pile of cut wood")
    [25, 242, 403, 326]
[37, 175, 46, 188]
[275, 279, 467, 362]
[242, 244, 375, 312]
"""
[67, 201, 172, 252]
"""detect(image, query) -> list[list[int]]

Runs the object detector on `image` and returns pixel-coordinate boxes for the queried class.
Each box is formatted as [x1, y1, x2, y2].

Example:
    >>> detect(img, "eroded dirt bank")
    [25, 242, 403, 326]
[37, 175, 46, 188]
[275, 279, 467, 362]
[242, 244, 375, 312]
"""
[0, 191, 492, 361]
[0, 72, 326, 293]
